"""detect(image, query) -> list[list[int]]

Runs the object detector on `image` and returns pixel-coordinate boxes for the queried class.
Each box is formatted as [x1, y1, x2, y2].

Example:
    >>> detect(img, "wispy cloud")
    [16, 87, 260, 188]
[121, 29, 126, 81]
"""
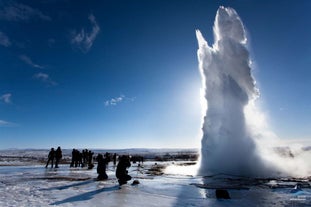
[0, 120, 10, 126]
[0, 93, 12, 104]
[104, 95, 135, 106]
[0, 119, 17, 127]
[0, 2, 51, 22]
[105, 95, 125, 106]
[71, 13, 100, 53]
[19, 55, 44, 69]
[0, 31, 11, 47]
[33, 72, 57, 86]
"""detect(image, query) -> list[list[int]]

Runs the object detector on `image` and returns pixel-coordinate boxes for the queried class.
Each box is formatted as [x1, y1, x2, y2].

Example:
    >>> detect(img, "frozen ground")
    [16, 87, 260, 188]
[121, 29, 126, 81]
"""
[0, 160, 310, 207]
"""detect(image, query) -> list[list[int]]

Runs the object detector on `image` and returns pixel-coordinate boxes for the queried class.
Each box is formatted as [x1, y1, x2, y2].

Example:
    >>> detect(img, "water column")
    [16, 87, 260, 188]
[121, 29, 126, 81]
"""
[197, 7, 269, 177]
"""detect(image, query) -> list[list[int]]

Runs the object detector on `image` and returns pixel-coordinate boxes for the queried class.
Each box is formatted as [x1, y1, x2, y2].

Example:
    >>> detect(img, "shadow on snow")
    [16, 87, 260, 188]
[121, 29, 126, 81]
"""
[50, 185, 120, 205]
[41, 180, 94, 191]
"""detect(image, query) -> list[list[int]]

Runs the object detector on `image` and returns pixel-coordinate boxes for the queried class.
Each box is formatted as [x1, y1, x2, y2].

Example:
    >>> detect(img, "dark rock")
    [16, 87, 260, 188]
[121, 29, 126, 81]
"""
[215, 189, 230, 199]
[132, 180, 140, 185]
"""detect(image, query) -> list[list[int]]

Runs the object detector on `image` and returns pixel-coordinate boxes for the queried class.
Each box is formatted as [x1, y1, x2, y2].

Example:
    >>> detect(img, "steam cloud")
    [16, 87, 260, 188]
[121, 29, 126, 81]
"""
[196, 6, 311, 178]
[196, 7, 273, 177]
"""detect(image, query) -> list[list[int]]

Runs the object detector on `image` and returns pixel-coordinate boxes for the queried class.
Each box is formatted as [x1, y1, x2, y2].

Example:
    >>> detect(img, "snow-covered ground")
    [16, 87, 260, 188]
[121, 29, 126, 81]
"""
[1, 160, 310, 207]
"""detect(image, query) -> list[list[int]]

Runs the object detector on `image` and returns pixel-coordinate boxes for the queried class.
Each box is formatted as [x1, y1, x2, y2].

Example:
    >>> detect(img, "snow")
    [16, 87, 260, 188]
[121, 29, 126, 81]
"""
[1, 159, 310, 207]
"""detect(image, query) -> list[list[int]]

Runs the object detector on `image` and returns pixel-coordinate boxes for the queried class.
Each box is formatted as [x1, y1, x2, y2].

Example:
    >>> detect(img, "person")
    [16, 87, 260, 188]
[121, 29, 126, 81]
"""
[105, 152, 111, 164]
[113, 153, 117, 166]
[45, 148, 55, 168]
[77, 150, 82, 167]
[70, 149, 76, 168]
[116, 155, 132, 185]
[54, 146, 62, 168]
[96, 154, 108, 180]
[88, 150, 94, 169]
[82, 149, 88, 167]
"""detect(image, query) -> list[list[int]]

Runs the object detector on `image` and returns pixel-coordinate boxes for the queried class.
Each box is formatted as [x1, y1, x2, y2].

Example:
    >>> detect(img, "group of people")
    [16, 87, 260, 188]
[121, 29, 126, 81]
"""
[45, 147, 132, 185]
[96, 154, 132, 185]
[70, 149, 94, 169]
[45, 146, 62, 168]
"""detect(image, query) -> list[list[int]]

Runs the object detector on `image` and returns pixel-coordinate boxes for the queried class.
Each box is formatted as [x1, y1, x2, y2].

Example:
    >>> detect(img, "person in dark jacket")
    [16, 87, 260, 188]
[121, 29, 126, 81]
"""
[54, 146, 62, 168]
[45, 148, 55, 168]
[116, 155, 132, 185]
[70, 148, 76, 168]
[96, 154, 108, 180]
[88, 150, 94, 169]
[113, 153, 117, 166]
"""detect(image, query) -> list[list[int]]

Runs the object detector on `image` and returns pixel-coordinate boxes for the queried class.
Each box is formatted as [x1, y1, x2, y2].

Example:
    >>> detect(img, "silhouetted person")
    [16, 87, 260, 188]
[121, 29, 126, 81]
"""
[105, 152, 111, 164]
[116, 155, 132, 185]
[82, 149, 88, 167]
[88, 150, 94, 169]
[55, 146, 62, 168]
[113, 153, 117, 166]
[78, 150, 82, 167]
[70, 149, 76, 167]
[74, 149, 80, 167]
[97, 154, 108, 180]
[45, 148, 55, 168]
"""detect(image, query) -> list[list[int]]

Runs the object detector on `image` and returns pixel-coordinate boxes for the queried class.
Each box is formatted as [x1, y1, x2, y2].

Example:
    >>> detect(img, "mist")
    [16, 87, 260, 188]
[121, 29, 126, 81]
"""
[196, 6, 310, 178]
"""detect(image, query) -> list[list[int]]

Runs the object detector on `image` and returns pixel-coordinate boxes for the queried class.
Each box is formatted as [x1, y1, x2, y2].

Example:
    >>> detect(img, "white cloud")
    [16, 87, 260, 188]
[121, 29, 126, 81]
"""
[0, 119, 18, 127]
[0, 31, 11, 47]
[33, 72, 57, 86]
[0, 93, 12, 104]
[19, 55, 44, 69]
[71, 13, 100, 53]
[105, 95, 124, 106]
[0, 2, 51, 21]
[0, 120, 10, 126]
[104, 95, 135, 106]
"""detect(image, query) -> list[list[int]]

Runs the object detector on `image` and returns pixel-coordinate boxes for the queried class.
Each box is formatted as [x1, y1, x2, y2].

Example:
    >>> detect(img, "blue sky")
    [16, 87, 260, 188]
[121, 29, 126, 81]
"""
[0, 0, 310, 149]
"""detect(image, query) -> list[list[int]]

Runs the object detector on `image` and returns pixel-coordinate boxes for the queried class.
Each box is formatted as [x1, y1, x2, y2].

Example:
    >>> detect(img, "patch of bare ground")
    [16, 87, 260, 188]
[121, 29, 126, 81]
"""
[146, 163, 167, 176]
[174, 161, 197, 166]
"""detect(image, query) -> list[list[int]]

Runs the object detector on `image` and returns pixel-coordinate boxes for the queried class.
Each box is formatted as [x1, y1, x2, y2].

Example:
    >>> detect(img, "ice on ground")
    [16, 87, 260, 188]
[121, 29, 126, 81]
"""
[0, 161, 310, 207]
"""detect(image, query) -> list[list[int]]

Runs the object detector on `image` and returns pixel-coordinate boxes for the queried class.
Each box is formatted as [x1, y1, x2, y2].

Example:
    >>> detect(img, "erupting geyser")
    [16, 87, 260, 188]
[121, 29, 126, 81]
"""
[197, 6, 271, 177]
